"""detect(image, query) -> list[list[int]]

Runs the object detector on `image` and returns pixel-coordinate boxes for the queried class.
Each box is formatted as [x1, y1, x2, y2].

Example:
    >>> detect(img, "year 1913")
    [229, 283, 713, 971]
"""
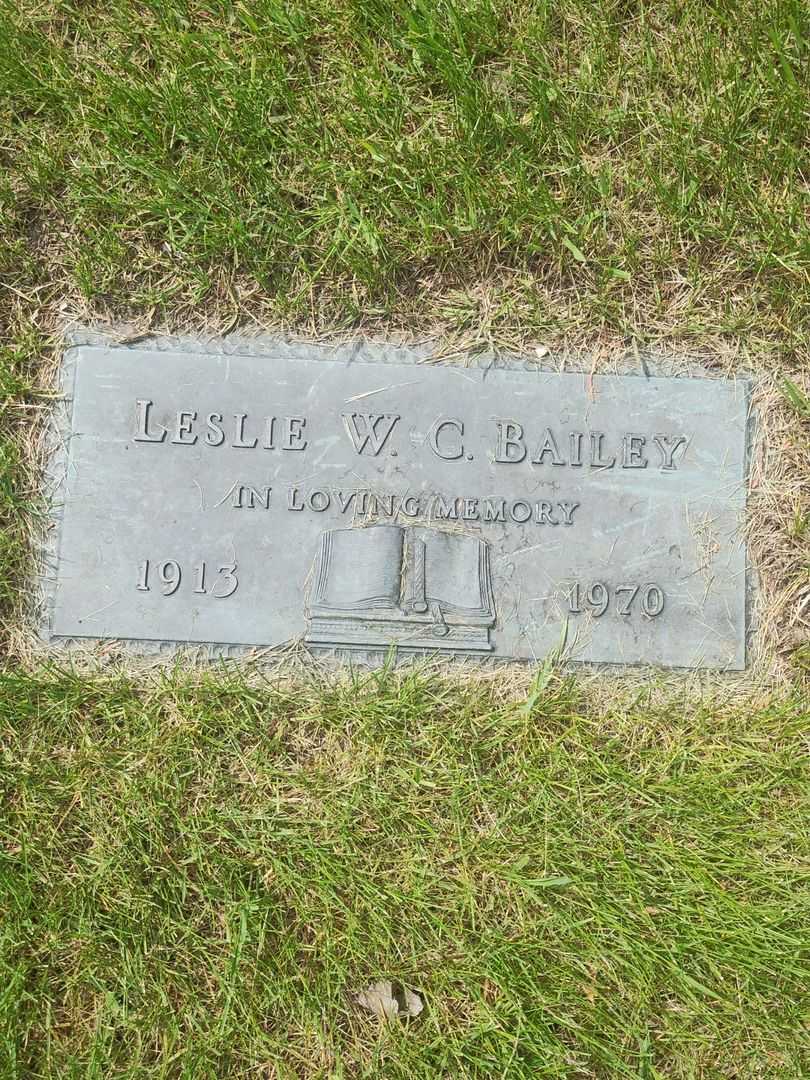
[136, 560, 238, 598]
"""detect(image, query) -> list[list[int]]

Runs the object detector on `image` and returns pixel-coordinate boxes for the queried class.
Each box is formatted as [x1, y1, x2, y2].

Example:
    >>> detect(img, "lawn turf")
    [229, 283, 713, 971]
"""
[1, 0, 809, 352]
[1, 1, 809, 1077]
[1, 668, 809, 1078]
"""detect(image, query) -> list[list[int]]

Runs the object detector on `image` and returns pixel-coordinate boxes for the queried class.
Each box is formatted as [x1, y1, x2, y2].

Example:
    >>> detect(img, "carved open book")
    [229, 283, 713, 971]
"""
[305, 525, 496, 652]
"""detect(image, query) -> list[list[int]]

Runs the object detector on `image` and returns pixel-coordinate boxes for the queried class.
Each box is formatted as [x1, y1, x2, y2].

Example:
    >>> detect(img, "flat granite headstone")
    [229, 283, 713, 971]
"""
[41, 338, 751, 668]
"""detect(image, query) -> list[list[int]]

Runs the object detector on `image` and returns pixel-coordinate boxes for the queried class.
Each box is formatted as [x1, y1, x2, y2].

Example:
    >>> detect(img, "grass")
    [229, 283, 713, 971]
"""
[0, 1, 809, 1076]
[0, 0, 809, 351]
[1, 667, 808, 1078]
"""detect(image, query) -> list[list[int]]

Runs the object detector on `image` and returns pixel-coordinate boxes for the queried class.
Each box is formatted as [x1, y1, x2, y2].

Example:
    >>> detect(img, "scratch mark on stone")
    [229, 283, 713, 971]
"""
[344, 380, 420, 403]
[78, 600, 118, 623]
[213, 481, 239, 508]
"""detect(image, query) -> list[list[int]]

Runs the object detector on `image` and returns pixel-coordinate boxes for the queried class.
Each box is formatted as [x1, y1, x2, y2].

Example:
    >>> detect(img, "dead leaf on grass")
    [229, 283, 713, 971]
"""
[357, 980, 424, 1021]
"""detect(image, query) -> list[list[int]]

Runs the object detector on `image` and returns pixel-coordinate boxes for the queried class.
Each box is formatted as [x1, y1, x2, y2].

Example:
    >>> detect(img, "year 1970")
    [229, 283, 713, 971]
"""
[567, 581, 665, 618]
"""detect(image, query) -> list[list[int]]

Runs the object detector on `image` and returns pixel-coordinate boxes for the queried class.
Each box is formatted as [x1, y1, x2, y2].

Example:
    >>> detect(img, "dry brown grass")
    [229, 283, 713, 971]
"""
[3, 283, 807, 691]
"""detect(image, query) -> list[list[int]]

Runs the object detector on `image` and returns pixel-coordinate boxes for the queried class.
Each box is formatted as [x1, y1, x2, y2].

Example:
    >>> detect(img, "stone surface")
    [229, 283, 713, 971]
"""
[42, 338, 751, 668]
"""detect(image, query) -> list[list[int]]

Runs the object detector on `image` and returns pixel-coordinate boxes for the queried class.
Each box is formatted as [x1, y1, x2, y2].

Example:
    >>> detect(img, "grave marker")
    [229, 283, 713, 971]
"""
[42, 338, 750, 668]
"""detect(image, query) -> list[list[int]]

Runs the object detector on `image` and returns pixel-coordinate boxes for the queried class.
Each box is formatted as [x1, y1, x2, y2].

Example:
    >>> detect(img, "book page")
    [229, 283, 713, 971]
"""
[415, 529, 490, 615]
[315, 526, 404, 610]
